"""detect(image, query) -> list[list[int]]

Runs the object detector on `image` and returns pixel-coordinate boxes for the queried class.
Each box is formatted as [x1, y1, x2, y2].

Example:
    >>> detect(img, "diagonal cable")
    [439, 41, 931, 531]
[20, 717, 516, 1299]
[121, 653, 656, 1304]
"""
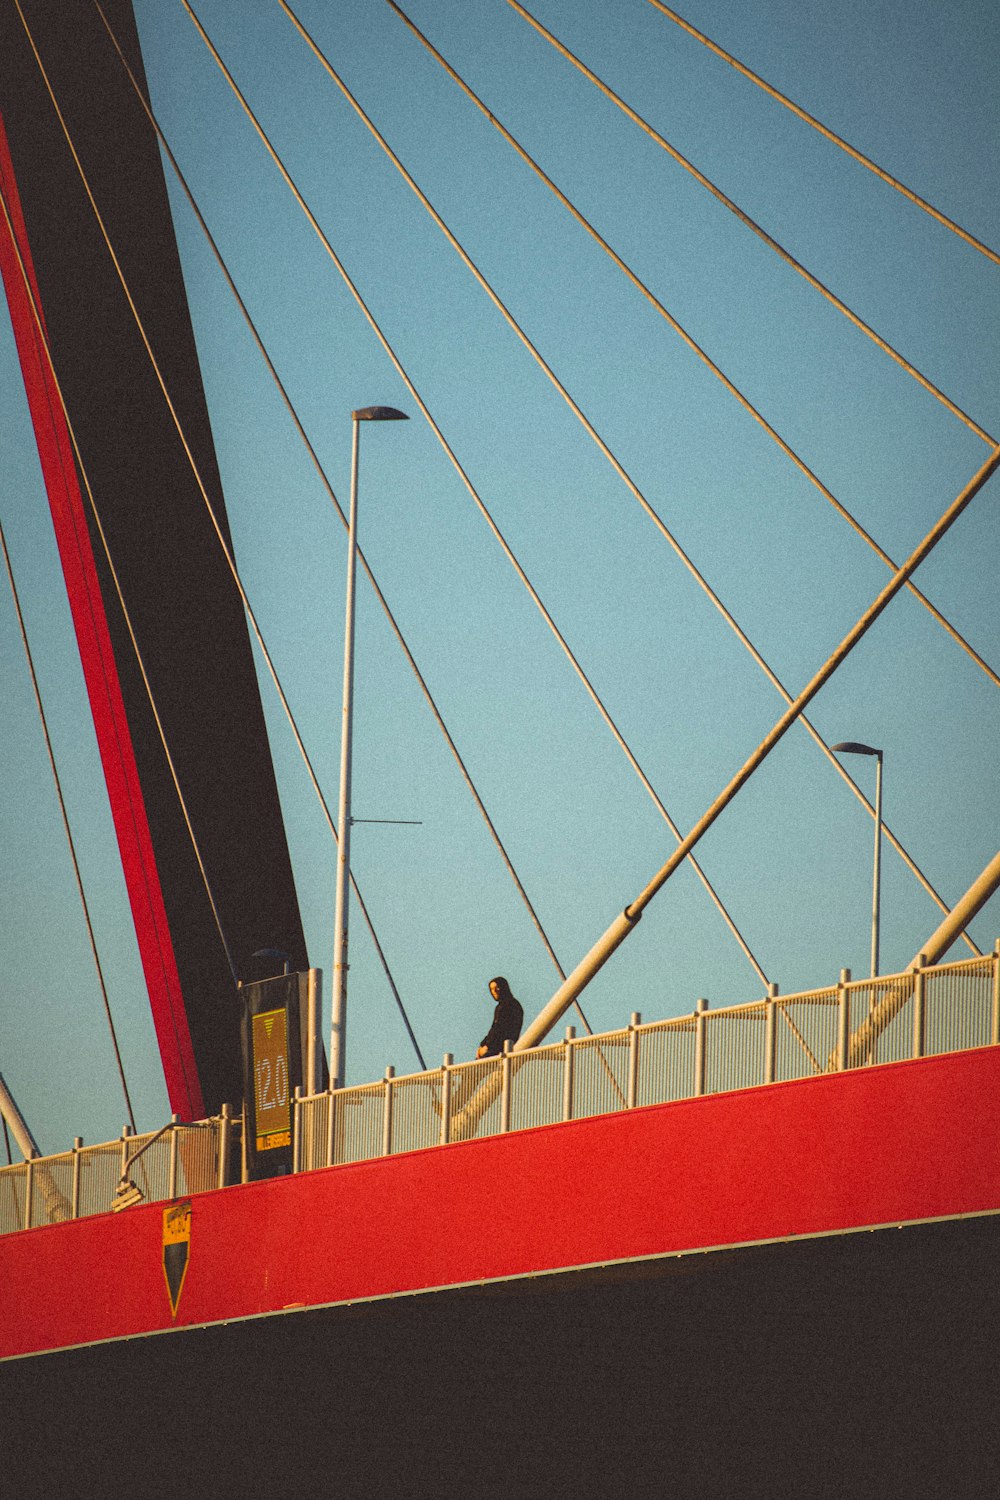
[190, 0, 772, 990]
[645, 0, 1000, 267]
[12, 0, 426, 1068]
[277, 0, 979, 955]
[93, 0, 589, 1039]
[387, 0, 1000, 696]
[0, 512, 137, 1130]
[505, 0, 995, 447]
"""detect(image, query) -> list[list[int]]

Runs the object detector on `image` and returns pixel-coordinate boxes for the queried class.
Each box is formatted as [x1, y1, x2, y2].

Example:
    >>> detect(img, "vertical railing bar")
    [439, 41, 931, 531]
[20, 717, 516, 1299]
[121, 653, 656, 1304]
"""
[326, 1085, 336, 1168]
[765, 984, 778, 1085]
[71, 1136, 83, 1219]
[24, 1156, 33, 1231]
[383, 1067, 395, 1156]
[837, 969, 851, 1071]
[627, 1012, 640, 1108]
[992, 939, 1000, 1047]
[292, 1087, 302, 1173]
[563, 1028, 576, 1122]
[694, 999, 707, 1097]
[440, 1055, 452, 1146]
[217, 1104, 231, 1189]
[501, 1041, 512, 1133]
[168, 1114, 179, 1199]
[912, 956, 926, 1059]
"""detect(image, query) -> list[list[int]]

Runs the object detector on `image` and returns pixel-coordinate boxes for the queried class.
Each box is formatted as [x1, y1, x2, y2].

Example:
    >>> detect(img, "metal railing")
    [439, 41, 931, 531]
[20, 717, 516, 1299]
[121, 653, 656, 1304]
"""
[296, 946, 1000, 1170]
[0, 1111, 237, 1236]
[2, 947, 997, 1234]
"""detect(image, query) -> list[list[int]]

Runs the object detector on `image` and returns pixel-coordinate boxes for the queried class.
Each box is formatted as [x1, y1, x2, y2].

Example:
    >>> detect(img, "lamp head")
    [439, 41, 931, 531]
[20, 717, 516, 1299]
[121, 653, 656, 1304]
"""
[831, 741, 882, 758]
[351, 405, 408, 422]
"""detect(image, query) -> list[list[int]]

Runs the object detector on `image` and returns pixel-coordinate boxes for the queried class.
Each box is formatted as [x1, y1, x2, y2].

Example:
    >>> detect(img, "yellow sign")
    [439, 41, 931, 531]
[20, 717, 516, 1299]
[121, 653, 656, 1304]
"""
[252, 1006, 291, 1151]
[163, 1201, 191, 1317]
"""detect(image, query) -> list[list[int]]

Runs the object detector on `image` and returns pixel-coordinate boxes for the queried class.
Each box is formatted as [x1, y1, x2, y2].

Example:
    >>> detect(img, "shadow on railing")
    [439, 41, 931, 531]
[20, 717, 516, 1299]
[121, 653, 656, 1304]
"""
[3, 948, 997, 1234]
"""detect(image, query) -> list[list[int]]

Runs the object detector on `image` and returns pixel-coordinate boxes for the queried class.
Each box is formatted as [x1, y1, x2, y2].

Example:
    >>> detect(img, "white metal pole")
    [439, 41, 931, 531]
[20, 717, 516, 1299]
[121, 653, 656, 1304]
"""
[871, 751, 883, 978]
[330, 416, 361, 1093]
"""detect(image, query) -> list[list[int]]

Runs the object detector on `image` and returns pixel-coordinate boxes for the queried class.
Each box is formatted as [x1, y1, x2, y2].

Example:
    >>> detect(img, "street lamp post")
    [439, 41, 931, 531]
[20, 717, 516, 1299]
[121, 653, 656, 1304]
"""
[330, 405, 408, 1093]
[831, 741, 884, 978]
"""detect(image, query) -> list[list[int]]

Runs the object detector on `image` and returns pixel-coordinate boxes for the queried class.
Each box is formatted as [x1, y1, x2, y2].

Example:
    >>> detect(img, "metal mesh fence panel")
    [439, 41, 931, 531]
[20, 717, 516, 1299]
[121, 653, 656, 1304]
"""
[924, 957, 994, 1056]
[389, 1071, 443, 1154]
[298, 1094, 331, 1171]
[331, 1082, 386, 1165]
[703, 1006, 767, 1095]
[77, 1142, 125, 1219]
[28, 1152, 75, 1227]
[846, 976, 914, 1067]
[124, 1133, 171, 1204]
[448, 1058, 504, 1142]
[570, 1033, 630, 1120]
[174, 1125, 219, 1196]
[510, 1045, 564, 1131]
[774, 992, 838, 1080]
[0, 1164, 27, 1234]
[636, 1018, 696, 1105]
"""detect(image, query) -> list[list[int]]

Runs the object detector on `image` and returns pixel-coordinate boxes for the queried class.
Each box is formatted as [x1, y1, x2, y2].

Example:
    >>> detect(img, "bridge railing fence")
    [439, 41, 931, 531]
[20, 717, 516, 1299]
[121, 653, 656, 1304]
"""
[3, 947, 997, 1233]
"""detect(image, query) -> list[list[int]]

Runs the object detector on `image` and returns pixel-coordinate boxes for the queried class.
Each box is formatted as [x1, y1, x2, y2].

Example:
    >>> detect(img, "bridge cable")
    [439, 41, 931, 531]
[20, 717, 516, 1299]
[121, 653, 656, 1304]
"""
[388, 0, 1000, 698]
[521, 444, 1000, 1042]
[644, 0, 1000, 268]
[505, 0, 995, 448]
[191, 0, 773, 992]
[276, 3, 979, 956]
[0, 513, 137, 1131]
[12, 3, 426, 1070]
[92, 1, 586, 1043]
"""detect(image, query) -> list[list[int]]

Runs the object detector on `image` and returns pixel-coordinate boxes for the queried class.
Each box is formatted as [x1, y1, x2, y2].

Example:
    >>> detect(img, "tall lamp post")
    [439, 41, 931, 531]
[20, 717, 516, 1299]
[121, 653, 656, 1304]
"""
[831, 741, 884, 978]
[331, 405, 408, 1092]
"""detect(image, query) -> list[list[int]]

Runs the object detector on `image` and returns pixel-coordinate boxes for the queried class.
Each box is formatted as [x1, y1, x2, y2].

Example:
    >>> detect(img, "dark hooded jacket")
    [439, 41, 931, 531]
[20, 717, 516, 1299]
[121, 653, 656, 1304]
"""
[479, 976, 524, 1056]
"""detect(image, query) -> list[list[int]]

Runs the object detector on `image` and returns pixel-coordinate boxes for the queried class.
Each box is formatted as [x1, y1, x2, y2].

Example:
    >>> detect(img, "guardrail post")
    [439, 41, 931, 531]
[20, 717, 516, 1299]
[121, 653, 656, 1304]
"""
[440, 1055, 453, 1146]
[627, 1013, 641, 1108]
[217, 1105, 231, 1189]
[292, 1088, 303, 1173]
[912, 955, 927, 1059]
[764, 984, 778, 1084]
[71, 1137, 83, 1219]
[501, 1041, 512, 1133]
[325, 1083, 336, 1169]
[168, 1114, 180, 1198]
[837, 969, 851, 1071]
[694, 999, 708, 1097]
[24, 1156, 33, 1230]
[563, 1027, 576, 1121]
[382, 1067, 395, 1156]
[992, 939, 1000, 1047]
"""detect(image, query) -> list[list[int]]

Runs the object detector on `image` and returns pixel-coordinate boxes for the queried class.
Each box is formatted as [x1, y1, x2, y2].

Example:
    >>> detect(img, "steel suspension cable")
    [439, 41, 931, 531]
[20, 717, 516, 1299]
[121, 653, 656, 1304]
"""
[387, 1, 1000, 697]
[505, 0, 995, 448]
[278, 2, 979, 953]
[0, 513, 137, 1130]
[92, 0, 587, 1038]
[645, 0, 1000, 268]
[192, 0, 772, 991]
[13, 3, 425, 1068]
[521, 443, 1000, 1044]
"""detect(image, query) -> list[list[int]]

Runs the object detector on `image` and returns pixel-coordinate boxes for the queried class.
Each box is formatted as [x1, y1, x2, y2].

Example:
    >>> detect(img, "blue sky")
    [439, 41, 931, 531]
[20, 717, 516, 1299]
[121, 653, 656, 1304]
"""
[2, 0, 999, 1153]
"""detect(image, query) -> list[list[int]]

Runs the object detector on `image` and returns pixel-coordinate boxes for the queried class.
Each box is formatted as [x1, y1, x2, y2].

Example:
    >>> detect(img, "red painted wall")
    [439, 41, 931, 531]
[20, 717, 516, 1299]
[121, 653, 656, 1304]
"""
[2, 1046, 998, 1360]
